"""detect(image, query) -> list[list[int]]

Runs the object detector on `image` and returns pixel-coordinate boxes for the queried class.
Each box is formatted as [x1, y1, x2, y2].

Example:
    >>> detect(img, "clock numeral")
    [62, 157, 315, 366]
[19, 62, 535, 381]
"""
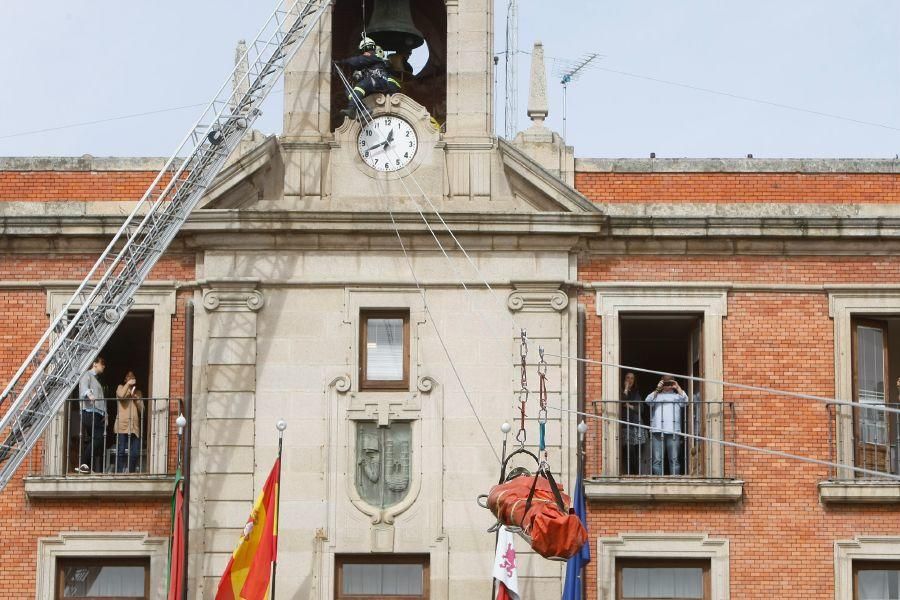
[366, 129, 372, 136]
[396, 159, 400, 166]
[360, 140, 366, 147]
[409, 142, 414, 147]
[364, 151, 369, 158]
[404, 153, 409, 158]
[405, 131, 410, 137]
[374, 159, 379, 166]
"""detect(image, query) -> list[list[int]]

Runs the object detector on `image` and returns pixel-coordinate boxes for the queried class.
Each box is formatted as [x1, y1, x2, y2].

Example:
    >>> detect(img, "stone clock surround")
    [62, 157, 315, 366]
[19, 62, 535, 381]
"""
[334, 93, 441, 181]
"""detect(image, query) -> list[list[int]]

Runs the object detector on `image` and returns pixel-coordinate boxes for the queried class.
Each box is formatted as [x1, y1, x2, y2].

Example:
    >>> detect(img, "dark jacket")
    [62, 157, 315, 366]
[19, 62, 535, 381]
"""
[621, 387, 648, 444]
[339, 54, 389, 76]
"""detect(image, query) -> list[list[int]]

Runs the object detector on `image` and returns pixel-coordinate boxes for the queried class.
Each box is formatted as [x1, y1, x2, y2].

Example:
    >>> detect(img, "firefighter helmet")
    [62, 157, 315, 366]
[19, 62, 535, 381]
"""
[359, 36, 377, 52]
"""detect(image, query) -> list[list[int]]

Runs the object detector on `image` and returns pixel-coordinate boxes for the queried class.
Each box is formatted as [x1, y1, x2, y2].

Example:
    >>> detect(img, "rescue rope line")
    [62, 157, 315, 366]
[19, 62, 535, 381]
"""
[333, 67, 900, 481]
[335, 66, 501, 462]
[543, 401, 900, 482]
[375, 157, 900, 417]
[541, 352, 900, 416]
[403, 189, 900, 417]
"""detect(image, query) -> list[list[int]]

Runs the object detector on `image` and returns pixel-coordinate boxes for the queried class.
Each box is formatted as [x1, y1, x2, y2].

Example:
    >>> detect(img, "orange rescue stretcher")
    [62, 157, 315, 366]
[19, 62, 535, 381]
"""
[479, 448, 588, 561]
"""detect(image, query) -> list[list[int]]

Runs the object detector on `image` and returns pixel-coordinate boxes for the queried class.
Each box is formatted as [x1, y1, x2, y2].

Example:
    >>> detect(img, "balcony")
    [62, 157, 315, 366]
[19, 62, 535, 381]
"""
[820, 401, 900, 503]
[585, 400, 743, 502]
[24, 397, 179, 499]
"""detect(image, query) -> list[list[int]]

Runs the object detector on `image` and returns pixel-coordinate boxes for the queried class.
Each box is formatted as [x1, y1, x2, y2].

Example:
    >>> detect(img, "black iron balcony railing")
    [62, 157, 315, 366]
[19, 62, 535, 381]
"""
[826, 401, 900, 479]
[29, 397, 176, 477]
[590, 400, 737, 479]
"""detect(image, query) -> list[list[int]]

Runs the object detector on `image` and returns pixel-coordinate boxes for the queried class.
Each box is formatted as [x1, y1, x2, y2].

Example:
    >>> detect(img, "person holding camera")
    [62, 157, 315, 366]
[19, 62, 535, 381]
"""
[114, 371, 144, 473]
[645, 377, 688, 475]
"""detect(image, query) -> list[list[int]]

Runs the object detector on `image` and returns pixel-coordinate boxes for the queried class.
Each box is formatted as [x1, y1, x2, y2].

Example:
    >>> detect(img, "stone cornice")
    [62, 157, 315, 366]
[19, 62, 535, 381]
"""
[576, 157, 900, 174]
[4, 210, 900, 256]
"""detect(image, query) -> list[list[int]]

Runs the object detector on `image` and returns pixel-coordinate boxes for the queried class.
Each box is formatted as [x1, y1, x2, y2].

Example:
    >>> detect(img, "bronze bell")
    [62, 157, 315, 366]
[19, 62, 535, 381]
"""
[366, 0, 425, 52]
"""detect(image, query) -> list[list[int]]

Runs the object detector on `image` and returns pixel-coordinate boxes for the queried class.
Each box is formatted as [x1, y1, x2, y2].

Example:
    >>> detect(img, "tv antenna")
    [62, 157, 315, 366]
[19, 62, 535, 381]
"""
[504, 0, 518, 139]
[556, 53, 599, 140]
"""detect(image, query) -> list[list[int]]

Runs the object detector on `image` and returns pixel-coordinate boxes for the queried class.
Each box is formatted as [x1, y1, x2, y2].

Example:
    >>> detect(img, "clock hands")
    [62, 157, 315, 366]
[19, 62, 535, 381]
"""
[376, 128, 395, 151]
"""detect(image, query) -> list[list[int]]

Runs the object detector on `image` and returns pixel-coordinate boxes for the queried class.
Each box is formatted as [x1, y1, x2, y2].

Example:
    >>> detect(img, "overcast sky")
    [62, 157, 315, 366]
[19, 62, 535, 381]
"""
[1, 1, 897, 159]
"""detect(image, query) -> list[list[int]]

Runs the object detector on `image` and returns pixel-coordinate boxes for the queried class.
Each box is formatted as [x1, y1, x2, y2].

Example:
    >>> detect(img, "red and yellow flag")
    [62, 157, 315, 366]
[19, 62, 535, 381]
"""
[215, 458, 281, 600]
[167, 478, 185, 600]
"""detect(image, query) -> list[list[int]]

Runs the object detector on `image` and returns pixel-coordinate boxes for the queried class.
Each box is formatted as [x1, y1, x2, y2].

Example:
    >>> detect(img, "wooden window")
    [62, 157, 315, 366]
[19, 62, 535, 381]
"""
[854, 560, 900, 600]
[56, 557, 149, 600]
[360, 310, 410, 390]
[851, 318, 898, 475]
[336, 555, 429, 599]
[616, 558, 710, 600]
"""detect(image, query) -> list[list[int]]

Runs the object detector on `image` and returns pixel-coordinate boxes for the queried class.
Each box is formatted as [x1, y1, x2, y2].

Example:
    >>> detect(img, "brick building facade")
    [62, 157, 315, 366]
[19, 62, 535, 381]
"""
[2, 2, 899, 599]
[575, 161, 900, 600]
[0, 164, 195, 598]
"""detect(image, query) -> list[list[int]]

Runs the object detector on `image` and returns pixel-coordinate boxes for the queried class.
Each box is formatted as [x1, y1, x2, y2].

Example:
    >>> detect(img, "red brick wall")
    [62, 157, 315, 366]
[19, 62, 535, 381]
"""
[0, 172, 165, 202]
[0, 254, 195, 599]
[579, 255, 900, 599]
[574, 172, 900, 204]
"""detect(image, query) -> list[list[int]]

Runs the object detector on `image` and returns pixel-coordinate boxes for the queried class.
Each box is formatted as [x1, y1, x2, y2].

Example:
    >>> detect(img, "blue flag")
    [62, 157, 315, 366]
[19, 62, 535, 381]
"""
[562, 474, 590, 600]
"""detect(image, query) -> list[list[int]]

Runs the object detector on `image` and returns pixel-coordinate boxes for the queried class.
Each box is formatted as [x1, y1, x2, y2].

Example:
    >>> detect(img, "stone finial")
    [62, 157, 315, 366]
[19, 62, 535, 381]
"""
[233, 40, 250, 103]
[527, 41, 549, 126]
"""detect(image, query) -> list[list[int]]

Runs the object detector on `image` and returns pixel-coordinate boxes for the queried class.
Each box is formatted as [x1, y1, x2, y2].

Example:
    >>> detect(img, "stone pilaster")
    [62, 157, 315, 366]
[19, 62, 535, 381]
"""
[197, 280, 264, 593]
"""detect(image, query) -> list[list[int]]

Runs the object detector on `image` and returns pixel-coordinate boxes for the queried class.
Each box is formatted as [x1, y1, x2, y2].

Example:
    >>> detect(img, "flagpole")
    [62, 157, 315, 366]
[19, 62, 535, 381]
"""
[271, 419, 286, 600]
[492, 423, 511, 600]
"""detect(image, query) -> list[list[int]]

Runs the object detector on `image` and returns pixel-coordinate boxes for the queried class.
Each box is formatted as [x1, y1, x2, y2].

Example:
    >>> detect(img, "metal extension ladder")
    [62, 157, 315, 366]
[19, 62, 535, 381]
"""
[0, 0, 330, 491]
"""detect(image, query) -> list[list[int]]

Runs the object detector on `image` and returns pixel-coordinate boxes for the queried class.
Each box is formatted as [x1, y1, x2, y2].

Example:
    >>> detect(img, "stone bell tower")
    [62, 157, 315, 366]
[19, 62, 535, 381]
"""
[282, 0, 493, 144]
[269, 0, 585, 214]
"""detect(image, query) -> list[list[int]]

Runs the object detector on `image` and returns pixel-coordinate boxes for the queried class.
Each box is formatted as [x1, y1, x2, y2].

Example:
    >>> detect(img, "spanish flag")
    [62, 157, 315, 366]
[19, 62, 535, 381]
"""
[215, 458, 281, 600]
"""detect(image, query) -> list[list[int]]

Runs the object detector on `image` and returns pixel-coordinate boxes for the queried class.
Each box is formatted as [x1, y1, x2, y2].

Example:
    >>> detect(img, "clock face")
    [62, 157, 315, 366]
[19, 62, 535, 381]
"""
[357, 115, 418, 172]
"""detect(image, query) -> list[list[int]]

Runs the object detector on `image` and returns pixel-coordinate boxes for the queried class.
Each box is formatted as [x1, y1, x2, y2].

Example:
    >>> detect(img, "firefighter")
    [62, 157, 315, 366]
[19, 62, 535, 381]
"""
[388, 48, 414, 83]
[338, 37, 402, 120]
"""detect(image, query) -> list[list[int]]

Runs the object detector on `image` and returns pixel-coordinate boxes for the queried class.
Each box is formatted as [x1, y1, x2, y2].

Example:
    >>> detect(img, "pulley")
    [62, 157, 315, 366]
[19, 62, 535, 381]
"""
[366, 0, 424, 52]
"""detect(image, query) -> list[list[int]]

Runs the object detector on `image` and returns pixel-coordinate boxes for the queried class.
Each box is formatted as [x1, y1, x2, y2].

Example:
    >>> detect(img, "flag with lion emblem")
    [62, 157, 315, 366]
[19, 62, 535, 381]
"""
[492, 526, 520, 600]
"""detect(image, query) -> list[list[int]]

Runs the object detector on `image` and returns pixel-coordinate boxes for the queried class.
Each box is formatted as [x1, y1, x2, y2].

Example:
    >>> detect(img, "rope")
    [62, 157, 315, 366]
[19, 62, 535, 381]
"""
[380, 158, 900, 418]
[335, 66, 501, 463]
[333, 63, 899, 479]
[542, 352, 900, 417]
[543, 400, 900, 482]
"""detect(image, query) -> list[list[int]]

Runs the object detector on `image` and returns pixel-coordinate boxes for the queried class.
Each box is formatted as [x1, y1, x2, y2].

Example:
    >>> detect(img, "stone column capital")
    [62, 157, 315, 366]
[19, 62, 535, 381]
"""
[201, 279, 265, 312]
[507, 282, 569, 312]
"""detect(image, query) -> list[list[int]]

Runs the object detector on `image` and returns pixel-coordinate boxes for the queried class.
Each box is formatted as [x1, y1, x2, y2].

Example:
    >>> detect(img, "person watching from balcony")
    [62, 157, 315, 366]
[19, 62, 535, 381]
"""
[645, 377, 688, 476]
[621, 372, 648, 475]
[114, 371, 144, 473]
[76, 357, 106, 474]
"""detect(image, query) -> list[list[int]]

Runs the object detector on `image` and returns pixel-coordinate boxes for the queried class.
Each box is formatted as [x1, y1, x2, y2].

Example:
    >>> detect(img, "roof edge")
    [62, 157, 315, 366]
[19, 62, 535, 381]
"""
[0, 156, 171, 171]
[575, 157, 900, 174]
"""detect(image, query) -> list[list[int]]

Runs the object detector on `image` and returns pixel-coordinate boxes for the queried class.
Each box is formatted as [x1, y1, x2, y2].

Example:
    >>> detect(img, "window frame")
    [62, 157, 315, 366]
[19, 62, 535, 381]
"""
[615, 558, 711, 600]
[56, 556, 150, 600]
[62, 310, 156, 475]
[43, 285, 177, 478]
[359, 309, 411, 391]
[851, 317, 896, 476]
[335, 554, 429, 600]
[853, 559, 900, 600]
[595, 286, 728, 479]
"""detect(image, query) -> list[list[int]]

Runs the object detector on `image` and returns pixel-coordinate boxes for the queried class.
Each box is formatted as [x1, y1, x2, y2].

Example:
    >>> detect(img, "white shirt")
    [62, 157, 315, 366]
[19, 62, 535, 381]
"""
[645, 389, 687, 434]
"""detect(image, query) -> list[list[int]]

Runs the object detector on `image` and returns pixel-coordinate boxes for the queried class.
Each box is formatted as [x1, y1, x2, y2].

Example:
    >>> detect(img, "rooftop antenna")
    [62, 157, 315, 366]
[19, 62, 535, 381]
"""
[556, 53, 599, 140]
[504, 0, 518, 139]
